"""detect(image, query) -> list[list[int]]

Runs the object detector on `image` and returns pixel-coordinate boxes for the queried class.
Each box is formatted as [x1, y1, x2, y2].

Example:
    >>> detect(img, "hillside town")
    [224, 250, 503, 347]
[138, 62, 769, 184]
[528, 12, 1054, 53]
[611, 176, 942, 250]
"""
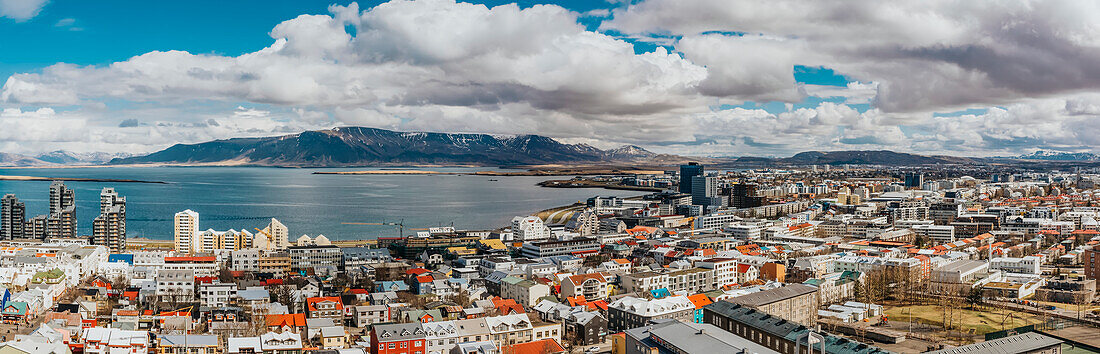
[1, 164, 1100, 354]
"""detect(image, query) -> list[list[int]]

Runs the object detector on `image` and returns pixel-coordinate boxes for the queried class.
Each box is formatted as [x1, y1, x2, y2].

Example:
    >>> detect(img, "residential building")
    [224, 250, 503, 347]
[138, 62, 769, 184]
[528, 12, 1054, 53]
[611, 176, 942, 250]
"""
[511, 216, 551, 242]
[623, 319, 778, 354]
[371, 323, 426, 354]
[82, 328, 149, 354]
[925, 332, 1061, 354]
[1, 194, 25, 240]
[728, 284, 819, 326]
[91, 188, 125, 252]
[289, 245, 343, 273]
[519, 237, 600, 258]
[157, 335, 221, 354]
[174, 209, 200, 254]
[607, 295, 694, 331]
[499, 277, 550, 309]
[703, 301, 889, 354]
[307, 296, 344, 320]
[254, 218, 289, 250]
[560, 273, 610, 301]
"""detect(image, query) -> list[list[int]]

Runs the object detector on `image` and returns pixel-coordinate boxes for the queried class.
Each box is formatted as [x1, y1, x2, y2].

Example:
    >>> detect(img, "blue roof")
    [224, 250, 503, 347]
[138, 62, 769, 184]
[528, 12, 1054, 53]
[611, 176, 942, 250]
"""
[108, 254, 134, 264]
[650, 288, 672, 299]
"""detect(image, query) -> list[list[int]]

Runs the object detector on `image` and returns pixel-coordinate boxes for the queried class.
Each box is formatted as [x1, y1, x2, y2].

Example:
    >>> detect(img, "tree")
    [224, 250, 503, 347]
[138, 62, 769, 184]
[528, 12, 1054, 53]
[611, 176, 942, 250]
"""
[218, 267, 235, 284]
[447, 290, 472, 308]
[270, 285, 295, 308]
[966, 287, 983, 310]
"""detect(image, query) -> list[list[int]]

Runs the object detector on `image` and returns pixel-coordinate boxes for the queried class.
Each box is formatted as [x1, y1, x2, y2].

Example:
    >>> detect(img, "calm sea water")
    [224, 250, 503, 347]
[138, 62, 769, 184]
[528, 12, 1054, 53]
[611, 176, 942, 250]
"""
[0, 167, 640, 241]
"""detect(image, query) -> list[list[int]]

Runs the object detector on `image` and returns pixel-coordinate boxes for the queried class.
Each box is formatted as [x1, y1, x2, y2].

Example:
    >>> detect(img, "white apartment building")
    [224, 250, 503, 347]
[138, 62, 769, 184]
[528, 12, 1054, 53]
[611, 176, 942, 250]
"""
[511, 216, 551, 242]
[253, 218, 289, 250]
[174, 210, 199, 254]
[196, 229, 254, 253]
[695, 258, 738, 288]
[199, 282, 239, 308]
[912, 224, 956, 243]
[990, 256, 1041, 275]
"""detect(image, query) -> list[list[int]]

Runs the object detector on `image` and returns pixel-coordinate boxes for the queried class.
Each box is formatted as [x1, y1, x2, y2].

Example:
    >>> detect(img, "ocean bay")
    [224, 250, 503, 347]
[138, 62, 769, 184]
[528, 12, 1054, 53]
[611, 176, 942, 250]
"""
[0, 166, 640, 240]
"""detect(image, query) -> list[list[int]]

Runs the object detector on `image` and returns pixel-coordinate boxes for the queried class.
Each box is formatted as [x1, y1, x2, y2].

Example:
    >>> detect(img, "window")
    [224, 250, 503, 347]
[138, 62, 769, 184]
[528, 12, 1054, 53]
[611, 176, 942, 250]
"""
[414, 342, 421, 347]
[388, 343, 395, 349]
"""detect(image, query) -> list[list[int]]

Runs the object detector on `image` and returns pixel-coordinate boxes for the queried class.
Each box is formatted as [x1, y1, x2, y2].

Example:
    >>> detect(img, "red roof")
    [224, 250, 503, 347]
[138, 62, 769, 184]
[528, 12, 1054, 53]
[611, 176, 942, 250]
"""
[164, 256, 216, 262]
[194, 276, 217, 284]
[306, 297, 344, 312]
[406, 268, 430, 275]
[506, 339, 564, 354]
[687, 294, 713, 309]
[416, 275, 434, 283]
[266, 313, 307, 327]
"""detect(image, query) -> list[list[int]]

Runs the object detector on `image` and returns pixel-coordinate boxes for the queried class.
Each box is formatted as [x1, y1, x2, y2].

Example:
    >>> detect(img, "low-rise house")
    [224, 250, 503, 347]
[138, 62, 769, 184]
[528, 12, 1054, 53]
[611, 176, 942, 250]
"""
[560, 273, 610, 301]
[81, 328, 148, 354]
[157, 335, 220, 354]
[499, 277, 549, 309]
[320, 326, 348, 349]
[421, 320, 460, 354]
[351, 305, 388, 328]
[607, 295, 694, 331]
[306, 297, 344, 320]
[371, 323, 426, 354]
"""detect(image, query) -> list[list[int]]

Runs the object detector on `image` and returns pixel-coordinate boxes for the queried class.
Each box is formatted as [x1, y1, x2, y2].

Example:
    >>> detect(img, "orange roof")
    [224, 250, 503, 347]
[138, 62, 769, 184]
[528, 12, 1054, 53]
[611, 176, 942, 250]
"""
[687, 294, 712, 309]
[306, 297, 343, 312]
[566, 273, 607, 285]
[506, 339, 564, 354]
[114, 310, 139, 316]
[266, 313, 307, 327]
[417, 275, 434, 283]
[406, 268, 430, 275]
[611, 259, 631, 265]
[164, 256, 216, 262]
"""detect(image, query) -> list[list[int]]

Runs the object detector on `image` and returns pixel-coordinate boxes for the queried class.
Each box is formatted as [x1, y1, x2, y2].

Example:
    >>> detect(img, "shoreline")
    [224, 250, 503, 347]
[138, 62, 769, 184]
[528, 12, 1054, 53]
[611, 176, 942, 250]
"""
[0, 175, 167, 184]
[314, 169, 667, 176]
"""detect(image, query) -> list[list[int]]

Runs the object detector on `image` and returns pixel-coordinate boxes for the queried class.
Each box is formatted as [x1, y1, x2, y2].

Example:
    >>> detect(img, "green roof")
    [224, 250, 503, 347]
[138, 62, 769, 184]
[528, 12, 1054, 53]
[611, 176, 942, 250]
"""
[3, 302, 27, 315]
[705, 301, 892, 354]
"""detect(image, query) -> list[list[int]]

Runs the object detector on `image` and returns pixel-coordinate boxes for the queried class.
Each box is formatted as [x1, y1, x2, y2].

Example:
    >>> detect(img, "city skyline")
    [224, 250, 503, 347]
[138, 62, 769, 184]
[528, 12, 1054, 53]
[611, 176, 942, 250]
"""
[3, 0, 1100, 158]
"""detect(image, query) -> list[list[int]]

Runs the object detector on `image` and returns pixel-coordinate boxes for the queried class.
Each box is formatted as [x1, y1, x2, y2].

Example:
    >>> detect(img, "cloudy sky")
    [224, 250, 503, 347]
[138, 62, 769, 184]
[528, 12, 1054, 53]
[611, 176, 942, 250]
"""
[3, 0, 1100, 157]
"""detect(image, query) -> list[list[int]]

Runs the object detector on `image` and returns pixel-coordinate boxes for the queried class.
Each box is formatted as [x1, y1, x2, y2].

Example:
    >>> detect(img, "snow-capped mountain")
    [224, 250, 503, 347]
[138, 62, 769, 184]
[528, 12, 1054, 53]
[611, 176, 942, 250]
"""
[1014, 150, 1100, 161]
[111, 127, 667, 167]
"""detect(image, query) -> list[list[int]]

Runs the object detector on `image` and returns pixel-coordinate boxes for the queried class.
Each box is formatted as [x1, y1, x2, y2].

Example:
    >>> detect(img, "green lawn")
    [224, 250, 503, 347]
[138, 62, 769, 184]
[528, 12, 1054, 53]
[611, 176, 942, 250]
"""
[884, 305, 1044, 335]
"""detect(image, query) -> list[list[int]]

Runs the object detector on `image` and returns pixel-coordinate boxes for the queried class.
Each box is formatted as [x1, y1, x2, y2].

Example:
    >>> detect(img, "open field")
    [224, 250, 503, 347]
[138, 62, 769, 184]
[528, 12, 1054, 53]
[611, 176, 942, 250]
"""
[884, 304, 1045, 335]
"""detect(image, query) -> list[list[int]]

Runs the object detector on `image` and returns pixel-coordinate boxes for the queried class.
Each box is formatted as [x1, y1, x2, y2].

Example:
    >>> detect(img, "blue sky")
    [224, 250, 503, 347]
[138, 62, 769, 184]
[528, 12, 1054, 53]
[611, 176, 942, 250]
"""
[1, 0, 1096, 157]
[0, 0, 846, 87]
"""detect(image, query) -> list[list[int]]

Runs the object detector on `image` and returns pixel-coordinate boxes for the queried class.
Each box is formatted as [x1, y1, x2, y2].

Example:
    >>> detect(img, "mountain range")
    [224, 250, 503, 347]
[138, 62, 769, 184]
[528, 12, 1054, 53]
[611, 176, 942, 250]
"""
[1010, 150, 1100, 161]
[108, 127, 682, 167]
[0, 151, 135, 167]
[7, 128, 1094, 168]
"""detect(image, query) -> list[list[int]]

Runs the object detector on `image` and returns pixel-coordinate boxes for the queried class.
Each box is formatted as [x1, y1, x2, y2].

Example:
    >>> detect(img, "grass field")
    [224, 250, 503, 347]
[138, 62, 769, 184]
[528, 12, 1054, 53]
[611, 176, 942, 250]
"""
[884, 304, 1045, 335]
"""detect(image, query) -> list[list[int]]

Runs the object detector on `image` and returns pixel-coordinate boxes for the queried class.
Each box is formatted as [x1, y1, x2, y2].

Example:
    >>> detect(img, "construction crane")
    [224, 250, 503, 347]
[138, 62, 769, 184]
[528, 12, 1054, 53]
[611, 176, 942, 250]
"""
[254, 227, 276, 247]
[343, 219, 430, 237]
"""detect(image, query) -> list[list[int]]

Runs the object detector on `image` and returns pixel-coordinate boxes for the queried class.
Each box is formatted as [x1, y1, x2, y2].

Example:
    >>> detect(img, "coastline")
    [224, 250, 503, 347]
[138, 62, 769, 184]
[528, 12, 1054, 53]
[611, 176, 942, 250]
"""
[0, 175, 167, 184]
[313, 168, 667, 176]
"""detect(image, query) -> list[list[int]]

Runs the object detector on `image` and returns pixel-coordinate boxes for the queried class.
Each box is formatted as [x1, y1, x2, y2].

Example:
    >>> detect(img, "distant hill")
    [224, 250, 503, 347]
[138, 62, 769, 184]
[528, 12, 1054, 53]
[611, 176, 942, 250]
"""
[730, 150, 977, 166]
[36, 151, 135, 165]
[1011, 150, 1100, 161]
[110, 127, 675, 167]
[0, 153, 50, 167]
